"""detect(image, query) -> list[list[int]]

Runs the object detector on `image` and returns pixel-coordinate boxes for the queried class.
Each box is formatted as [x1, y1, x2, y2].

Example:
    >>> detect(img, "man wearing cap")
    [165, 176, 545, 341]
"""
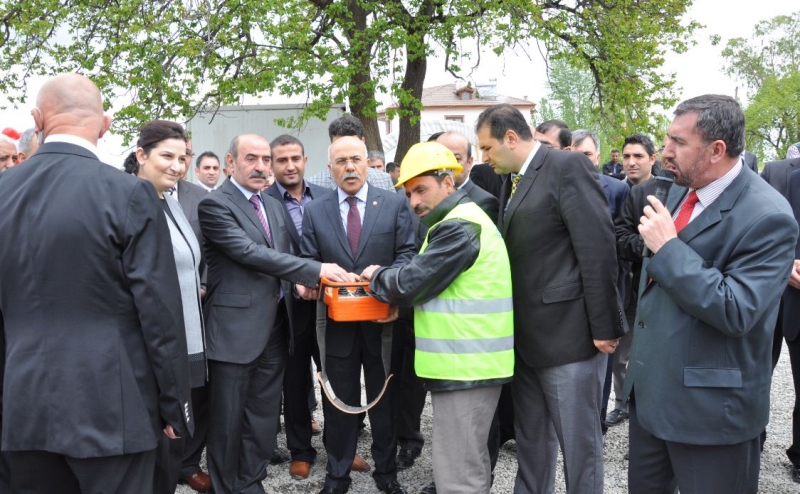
[361, 142, 514, 494]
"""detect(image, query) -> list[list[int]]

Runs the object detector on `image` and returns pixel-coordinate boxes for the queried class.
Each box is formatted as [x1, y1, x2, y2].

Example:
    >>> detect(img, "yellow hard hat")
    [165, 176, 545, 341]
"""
[396, 141, 463, 188]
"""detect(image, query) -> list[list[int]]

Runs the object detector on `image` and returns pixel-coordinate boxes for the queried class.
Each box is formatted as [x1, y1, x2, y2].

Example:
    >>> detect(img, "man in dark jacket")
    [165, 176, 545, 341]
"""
[362, 142, 514, 494]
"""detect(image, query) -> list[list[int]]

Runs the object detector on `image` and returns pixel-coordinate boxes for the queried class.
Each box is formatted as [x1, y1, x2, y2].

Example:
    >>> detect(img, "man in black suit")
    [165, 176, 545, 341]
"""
[0, 73, 193, 493]
[783, 168, 800, 482]
[431, 131, 499, 222]
[469, 163, 503, 199]
[602, 149, 625, 180]
[199, 134, 346, 494]
[763, 156, 800, 479]
[743, 151, 759, 173]
[265, 134, 332, 481]
[477, 104, 624, 494]
[301, 136, 416, 494]
[606, 133, 659, 430]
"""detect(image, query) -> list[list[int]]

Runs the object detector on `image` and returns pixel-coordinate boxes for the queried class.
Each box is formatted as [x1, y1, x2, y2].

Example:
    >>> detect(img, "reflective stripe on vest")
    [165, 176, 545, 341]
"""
[414, 201, 514, 381]
[415, 335, 514, 354]
[417, 297, 513, 314]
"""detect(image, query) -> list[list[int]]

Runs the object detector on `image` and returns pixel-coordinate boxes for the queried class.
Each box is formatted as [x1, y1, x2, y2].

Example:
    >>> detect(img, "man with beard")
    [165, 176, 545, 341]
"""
[624, 95, 797, 493]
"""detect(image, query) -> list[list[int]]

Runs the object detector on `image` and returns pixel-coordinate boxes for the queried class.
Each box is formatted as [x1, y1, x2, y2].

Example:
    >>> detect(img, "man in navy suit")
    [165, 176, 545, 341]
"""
[626, 94, 797, 493]
[301, 136, 416, 494]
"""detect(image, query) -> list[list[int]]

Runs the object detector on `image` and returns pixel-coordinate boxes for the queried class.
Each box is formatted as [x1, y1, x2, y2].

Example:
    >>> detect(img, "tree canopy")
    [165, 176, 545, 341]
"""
[721, 11, 800, 161]
[0, 0, 698, 161]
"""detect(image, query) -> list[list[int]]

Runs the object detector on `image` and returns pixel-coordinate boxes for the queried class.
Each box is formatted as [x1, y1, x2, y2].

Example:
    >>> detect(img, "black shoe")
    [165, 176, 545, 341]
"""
[420, 481, 436, 494]
[396, 447, 421, 470]
[377, 480, 408, 494]
[270, 447, 291, 465]
[605, 409, 629, 427]
[318, 487, 348, 494]
[793, 462, 800, 483]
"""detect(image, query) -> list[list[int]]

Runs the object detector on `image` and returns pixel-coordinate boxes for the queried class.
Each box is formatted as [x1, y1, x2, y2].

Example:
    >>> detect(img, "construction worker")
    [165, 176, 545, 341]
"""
[360, 142, 514, 494]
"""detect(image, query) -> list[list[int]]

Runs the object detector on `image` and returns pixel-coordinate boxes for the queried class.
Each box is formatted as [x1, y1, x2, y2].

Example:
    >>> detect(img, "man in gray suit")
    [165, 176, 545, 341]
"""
[626, 94, 798, 493]
[198, 134, 346, 494]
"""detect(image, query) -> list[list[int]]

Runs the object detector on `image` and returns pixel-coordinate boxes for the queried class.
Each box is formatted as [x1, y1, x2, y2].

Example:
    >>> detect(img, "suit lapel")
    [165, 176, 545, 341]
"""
[323, 192, 353, 260]
[223, 180, 271, 246]
[355, 187, 383, 261]
[501, 146, 546, 235]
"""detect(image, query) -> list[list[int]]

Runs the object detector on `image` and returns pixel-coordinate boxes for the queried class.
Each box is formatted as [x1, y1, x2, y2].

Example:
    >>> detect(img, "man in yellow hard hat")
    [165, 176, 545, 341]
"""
[360, 141, 514, 494]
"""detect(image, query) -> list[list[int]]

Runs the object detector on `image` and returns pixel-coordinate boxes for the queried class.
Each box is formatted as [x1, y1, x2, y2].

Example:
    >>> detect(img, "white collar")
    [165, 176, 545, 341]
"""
[45, 134, 100, 159]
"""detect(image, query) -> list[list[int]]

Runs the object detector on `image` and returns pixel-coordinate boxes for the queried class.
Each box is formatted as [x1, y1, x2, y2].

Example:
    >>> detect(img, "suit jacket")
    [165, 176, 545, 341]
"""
[744, 151, 759, 173]
[469, 163, 503, 199]
[198, 178, 321, 364]
[461, 179, 500, 223]
[761, 157, 800, 198]
[266, 180, 333, 338]
[599, 174, 630, 220]
[0, 142, 192, 456]
[499, 147, 625, 368]
[177, 179, 207, 245]
[301, 185, 416, 358]
[783, 168, 800, 341]
[622, 166, 797, 445]
[761, 158, 800, 341]
[177, 179, 208, 286]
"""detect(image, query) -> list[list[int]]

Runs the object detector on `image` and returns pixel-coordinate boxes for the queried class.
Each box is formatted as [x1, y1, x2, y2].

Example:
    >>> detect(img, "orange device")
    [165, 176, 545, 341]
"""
[320, 277, 390, 322]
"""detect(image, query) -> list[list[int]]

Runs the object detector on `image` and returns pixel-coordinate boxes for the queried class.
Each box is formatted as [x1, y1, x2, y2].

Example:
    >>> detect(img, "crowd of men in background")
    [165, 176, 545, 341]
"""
[1, 73, 800, 494]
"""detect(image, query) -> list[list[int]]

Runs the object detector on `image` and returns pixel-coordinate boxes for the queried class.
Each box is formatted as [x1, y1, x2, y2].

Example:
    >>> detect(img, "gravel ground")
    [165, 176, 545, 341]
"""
[176, 343, 799, 493]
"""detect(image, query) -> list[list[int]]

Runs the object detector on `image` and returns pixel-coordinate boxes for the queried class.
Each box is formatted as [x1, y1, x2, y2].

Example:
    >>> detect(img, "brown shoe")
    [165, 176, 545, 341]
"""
[311, 418, 323, 436]
[351, 454, 371, 472]
[180, 471, 211, 492]
[290, 460, 312, 480]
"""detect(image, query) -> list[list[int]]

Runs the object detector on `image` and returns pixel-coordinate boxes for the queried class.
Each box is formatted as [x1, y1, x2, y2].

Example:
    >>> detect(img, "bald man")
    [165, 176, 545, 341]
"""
[0, 74, 193, 493]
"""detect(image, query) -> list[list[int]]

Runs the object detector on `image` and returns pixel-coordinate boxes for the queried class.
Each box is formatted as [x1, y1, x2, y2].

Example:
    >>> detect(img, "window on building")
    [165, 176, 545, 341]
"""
[445, 115, 464, 123]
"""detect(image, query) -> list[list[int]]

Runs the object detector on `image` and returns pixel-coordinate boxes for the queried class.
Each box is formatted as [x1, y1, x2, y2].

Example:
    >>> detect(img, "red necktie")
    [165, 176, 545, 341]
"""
[673, 191, 699, 234]
[346, 196, 361, 257]
[248, 194, 273, 244]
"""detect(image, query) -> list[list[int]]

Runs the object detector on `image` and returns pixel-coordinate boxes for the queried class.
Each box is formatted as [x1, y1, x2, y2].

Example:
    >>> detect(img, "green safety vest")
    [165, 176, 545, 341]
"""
[415, 201, 514, 381]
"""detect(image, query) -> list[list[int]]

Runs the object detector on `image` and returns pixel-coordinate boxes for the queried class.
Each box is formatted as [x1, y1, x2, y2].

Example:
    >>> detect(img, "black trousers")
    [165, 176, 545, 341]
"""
[323, 330, 397, 491]
[284, 324, 321, 463]
[7, 449, 155, 494]
[154, 385, 209, 493]
[392, 318, 426, 452]
[785, 335, 800, 465]
[207, 320, 288, 494]
[628, 401, 760, 494]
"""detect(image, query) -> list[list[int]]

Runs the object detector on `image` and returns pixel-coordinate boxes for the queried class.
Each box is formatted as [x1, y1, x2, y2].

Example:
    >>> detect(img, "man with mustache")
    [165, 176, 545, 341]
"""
[301, 135, 415, 494]
[625, 95, 798, 493]
[198, 134, 348, 494]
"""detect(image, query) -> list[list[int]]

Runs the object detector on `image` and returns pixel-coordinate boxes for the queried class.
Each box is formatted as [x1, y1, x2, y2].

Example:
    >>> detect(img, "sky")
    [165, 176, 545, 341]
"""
[0, 0, 796, 164]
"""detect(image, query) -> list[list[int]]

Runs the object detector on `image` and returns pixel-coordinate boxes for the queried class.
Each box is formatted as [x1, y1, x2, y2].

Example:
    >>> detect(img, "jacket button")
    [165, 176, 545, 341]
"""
[638, 321, 644, 328]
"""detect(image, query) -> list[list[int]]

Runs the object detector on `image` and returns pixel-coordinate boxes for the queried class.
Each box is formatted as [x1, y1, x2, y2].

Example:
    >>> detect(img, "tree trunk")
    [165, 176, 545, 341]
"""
[344, 0, 382, 152]
[396, 50, 427, 164]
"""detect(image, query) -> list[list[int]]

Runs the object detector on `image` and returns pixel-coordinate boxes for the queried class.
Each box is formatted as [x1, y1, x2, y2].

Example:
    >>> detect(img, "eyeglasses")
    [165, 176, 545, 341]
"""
[333, 156, 364, 166]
